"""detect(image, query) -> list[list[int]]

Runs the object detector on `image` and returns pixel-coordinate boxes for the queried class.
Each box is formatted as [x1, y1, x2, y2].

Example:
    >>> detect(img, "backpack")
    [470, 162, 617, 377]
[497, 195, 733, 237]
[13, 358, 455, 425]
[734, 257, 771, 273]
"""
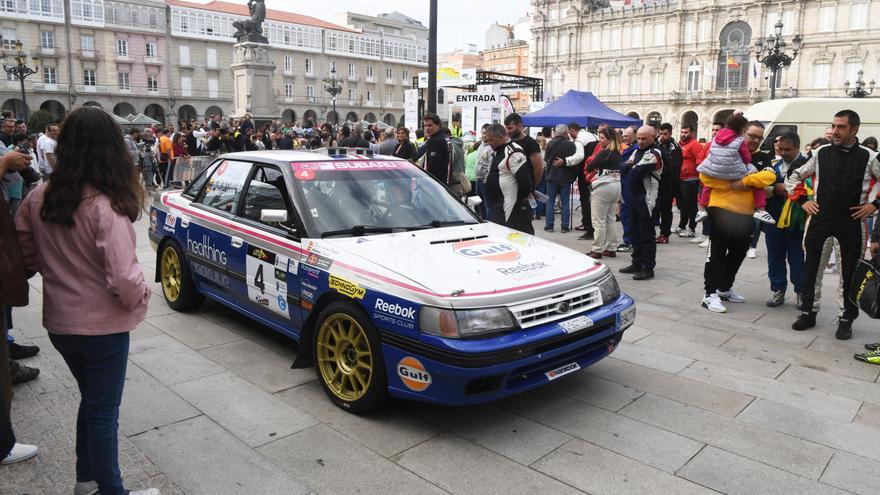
[449, 137, 471, 196]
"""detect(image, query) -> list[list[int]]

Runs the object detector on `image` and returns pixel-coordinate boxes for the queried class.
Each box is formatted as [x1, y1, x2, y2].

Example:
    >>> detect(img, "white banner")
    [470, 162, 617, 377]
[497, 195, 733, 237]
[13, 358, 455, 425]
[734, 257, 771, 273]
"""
[418, 67, 478, 88]
[404, 89, 419, 134]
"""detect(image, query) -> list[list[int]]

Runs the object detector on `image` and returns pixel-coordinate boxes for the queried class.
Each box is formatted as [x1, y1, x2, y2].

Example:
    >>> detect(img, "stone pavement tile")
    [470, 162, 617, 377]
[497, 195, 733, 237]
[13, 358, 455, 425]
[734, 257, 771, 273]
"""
[680, 361, 862, 422]
[620, 394, 833, 479]
[418, 403, 571, 466]
[277, 381, 440, 458]
[504, 393, 703, 473]
[395, 433, 581, 495]
[198, 299, 300, 354]
[172, 371, 317, 448]
[200, 339, 313, 393]
[561, 372, 644, 412]
[129, 320, 163, 341]
[647, 292, 769, 323]
[803, 336, 880, 382]
[633, 300, 690, 321]
[620, 323, 652, 343]
[145, 312, 246, 350]
[120, 363, 201, 436]
[609, 341, 695, 374]
[531, 438, 714, 495]
[129, 334, 225, 386]
[636, 315, 734, 347]
[638, 332, 788, 378]
[678, 446, 848, 495]
[132, 415, 311, 495]
[820, 451, 880, 495]
[737, 399, 880, 463]
[258, 424, 447, 495]
[586, 358, 754, 417]
[144, 296, 177, 319]
[855, 402, 880, 431]
[685, 312, 818, 345]
[779, 364, 880, 406]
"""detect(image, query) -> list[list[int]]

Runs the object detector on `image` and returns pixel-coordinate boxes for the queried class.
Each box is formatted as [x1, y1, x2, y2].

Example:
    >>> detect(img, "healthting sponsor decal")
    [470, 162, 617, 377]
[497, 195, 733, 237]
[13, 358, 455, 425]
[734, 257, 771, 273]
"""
[452, 239, 521, 262]
[329, 275, 366, 300]
[397, 356, 432, 392]
[186, 232, 228, 266]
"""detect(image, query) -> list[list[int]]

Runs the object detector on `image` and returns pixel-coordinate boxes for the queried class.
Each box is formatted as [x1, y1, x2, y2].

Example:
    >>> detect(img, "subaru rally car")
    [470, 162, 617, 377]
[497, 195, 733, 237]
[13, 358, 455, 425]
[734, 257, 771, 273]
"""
[149, 149, 636, 413]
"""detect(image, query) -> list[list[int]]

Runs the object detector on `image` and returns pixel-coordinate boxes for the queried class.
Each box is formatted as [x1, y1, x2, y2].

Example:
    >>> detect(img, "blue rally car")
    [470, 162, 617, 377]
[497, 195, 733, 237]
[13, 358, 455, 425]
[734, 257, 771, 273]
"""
[149, 150, 636, 413]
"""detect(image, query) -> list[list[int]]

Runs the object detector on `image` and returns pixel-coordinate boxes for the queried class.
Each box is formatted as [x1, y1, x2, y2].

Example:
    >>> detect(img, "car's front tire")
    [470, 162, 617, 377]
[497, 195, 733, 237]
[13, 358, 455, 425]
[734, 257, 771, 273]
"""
[312, 300, 387, 414]
[159, 240, 204, 311]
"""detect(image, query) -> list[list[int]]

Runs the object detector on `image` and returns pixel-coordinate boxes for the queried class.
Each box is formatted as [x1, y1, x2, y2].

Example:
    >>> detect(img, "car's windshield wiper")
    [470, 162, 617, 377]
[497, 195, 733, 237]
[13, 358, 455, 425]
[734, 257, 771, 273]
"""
[420, 220, 474, 228]
[321, 225, 398, 238]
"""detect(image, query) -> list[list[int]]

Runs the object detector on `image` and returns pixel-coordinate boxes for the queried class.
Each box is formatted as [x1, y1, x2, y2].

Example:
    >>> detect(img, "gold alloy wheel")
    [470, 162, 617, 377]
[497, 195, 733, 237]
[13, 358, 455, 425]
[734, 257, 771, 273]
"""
[160, 247, 182, 303]
[316, 314, 374, 402]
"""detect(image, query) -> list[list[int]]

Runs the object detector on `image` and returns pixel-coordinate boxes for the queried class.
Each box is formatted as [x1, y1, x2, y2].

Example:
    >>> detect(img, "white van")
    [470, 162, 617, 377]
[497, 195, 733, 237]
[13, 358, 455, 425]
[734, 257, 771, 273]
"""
[744, 97, 880, 151]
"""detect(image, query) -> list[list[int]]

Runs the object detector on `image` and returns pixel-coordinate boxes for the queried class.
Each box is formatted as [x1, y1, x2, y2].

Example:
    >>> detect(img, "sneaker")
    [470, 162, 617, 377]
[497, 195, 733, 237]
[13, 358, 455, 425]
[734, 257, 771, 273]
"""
[10, 361, 39, 385]
[717, 289, 745, 303]
[747, 248, 757, 259]
[690, 235, 707, 244]
[792, 312, 817, 331]
[633, 269, 655, 281]
[865, 342, 880, 352]
[766, 290, 785, 307]
[836, 319, 853, 340]
[544, 226, 554, 232]
[675, 226, 687, 234]
[130, 490, 161, 495]
[753, 210, 776, 225]
[619, 264, 641, 274]
[678, 229, 695, 238]
[701, 294, 727, 313]
[656, 235, 669, 244]
[616, 244, 632, 252]
[74, 481, 99, 495]
[578, 232, 594, 240]
[560, 228, 570, 233]
[1, 443, 37, 465]
[854, 349, 880, 365]
[9, 342, 39, 360]
[695, 210, 709, 223]
[699, 239, 710, 248]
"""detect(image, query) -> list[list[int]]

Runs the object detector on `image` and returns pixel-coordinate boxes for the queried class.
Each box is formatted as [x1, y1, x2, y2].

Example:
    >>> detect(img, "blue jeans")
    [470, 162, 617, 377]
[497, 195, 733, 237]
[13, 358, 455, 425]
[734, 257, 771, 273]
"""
[475, 180, 489, 220]
[544, 182, 571, 230]
[750, 218, 763, 249]
[49, 332, 130, 495]
[764, 226, 805, 294]
[533, 179, 547, 217]
[620, 177, 632, 244]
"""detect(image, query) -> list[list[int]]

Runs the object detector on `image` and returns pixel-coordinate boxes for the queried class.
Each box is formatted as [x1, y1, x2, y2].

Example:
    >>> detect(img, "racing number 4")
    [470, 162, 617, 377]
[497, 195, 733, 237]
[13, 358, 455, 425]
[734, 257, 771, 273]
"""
[254, 264, 265, 293]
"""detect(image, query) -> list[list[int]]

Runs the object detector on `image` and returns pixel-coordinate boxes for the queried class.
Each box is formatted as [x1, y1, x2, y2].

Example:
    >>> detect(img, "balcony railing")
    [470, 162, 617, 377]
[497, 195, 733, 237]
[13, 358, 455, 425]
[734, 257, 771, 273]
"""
[38, 47, 57, 57]
[144, 56, 163, 65]
[115, 53, 132, 62]
[385, 78, 395, 85]
[31, 83, 68, 92]
[365, 76, 376, 83]
[79, 49, 98, 59]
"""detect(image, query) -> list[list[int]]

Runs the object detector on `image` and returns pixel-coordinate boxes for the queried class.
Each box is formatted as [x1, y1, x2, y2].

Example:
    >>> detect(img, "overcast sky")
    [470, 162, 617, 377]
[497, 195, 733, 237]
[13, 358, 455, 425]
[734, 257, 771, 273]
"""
[213, 0, 530, 52]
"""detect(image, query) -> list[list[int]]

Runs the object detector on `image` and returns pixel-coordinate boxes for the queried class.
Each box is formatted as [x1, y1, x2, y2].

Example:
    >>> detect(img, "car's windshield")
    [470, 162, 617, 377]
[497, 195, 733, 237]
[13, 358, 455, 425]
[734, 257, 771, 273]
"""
[290, 160, 478, 237]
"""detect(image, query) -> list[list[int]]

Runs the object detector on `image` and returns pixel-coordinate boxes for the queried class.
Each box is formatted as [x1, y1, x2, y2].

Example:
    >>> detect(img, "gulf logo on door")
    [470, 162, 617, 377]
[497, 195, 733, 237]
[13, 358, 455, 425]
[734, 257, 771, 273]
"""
[397, 356, 432, 392]
[453, 239, 520, 262]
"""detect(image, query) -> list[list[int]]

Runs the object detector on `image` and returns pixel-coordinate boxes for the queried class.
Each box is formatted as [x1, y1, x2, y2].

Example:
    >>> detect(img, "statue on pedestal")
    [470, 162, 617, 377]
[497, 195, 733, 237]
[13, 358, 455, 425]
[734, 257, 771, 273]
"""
[233, 0, 268, 44]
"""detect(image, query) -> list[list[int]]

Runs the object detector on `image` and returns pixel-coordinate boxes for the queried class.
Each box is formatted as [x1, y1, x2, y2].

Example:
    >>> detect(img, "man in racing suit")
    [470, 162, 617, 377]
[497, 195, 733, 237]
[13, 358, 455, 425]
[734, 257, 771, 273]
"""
[786, 110, 880, 339]
[484, 123, 534, 234]
[619, 126, 663, 280]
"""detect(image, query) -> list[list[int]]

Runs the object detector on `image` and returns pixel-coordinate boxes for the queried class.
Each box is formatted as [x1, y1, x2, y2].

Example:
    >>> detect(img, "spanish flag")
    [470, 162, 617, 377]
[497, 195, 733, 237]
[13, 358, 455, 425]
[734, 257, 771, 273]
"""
[726, 56, 740, 69]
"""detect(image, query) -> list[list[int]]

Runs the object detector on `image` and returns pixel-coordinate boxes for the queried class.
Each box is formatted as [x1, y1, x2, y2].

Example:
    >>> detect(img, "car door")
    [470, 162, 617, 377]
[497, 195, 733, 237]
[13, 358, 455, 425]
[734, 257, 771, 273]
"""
[184, 159, 253, 303]
[231, 163, 306, 336]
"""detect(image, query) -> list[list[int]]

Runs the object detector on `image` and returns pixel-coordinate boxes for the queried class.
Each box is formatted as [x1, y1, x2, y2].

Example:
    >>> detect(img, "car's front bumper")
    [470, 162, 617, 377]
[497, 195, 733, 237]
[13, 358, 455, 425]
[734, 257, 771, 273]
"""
[380, 294, 635, 406]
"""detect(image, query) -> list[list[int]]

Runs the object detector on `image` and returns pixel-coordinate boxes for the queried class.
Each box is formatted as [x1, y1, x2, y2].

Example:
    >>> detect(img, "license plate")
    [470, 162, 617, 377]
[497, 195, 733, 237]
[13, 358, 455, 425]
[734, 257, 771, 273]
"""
[620, 306, 636, 330]
[545, 362, 581, 381]
[559, 315, 594, 334]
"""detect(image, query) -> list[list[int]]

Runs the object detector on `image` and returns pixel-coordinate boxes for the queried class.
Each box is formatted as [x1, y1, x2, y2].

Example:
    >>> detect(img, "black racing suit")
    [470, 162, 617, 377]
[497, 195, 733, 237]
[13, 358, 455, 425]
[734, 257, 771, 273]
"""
[486, 140, 534, 234]
[622, 144, 663, 271]
[420, 133, 452, 186]
[654, 139, 681, 237]
[786, 142, 880, 320]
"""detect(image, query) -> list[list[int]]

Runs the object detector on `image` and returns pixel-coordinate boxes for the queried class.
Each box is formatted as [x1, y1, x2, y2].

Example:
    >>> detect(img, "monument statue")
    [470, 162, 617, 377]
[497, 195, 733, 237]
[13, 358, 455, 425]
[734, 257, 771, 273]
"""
[233, 0, 268, 44]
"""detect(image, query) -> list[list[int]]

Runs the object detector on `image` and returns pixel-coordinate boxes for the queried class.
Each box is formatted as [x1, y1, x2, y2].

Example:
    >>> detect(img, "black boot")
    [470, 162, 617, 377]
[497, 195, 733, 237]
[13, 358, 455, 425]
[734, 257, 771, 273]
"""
[791, 312, 817, 331]
[835, 319, 853, 340]
[619, 264, 641, 274]
[633, 269, 655, 281]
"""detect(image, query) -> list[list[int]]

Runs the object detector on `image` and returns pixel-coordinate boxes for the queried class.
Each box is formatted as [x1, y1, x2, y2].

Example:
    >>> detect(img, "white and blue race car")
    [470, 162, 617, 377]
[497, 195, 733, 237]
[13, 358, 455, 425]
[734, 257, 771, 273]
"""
[149, 150, 636, 413]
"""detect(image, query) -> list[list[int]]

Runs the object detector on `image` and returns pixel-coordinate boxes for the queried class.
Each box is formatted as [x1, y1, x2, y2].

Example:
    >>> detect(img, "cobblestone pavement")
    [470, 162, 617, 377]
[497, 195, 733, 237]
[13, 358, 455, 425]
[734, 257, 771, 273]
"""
[3, 211, 880, 495]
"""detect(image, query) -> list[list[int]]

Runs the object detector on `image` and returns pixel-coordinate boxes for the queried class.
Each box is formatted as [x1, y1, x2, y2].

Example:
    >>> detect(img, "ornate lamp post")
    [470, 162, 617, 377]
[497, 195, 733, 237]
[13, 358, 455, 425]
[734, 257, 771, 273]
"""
[754, 20, 801, 100]
[844, 69, 875, 98]
[323, 68, 343, 124]
[1, 41, 40, 120]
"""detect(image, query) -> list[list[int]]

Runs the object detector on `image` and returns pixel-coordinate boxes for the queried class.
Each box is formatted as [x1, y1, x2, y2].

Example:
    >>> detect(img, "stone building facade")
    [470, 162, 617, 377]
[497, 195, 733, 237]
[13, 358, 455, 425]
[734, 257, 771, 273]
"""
[0, 0, 428, 126]
[531, 0, 880, 138]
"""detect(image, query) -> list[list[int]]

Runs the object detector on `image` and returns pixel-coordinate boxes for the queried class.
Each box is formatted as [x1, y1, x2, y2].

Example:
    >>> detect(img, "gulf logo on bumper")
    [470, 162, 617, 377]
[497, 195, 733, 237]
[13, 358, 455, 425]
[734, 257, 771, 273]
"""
[397, 357, 432, 392]
[453, 239, 520, 262]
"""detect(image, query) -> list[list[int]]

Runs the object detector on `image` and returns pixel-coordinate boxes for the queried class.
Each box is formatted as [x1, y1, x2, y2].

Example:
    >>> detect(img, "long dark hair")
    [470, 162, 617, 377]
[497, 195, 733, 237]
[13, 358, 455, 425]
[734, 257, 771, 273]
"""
[41, 106, 144, 226]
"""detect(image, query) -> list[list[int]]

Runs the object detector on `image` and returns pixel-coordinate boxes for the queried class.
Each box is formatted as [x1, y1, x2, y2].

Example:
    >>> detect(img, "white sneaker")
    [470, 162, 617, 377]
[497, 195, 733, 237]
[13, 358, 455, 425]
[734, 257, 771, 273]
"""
[699, 239, 710, 248]
[695, 210, 709, 223]
[678, 229, 695, 238]
[747, 248, 757, 259]
[753, 210, 776, 225]
[130, 489, 161, 495]
[74, 481, 99, 495]
[1, 443, 37, 465]
[701, 294, 727, 313]
[690, 234, 707, 244]
[717, 289, 746, 303]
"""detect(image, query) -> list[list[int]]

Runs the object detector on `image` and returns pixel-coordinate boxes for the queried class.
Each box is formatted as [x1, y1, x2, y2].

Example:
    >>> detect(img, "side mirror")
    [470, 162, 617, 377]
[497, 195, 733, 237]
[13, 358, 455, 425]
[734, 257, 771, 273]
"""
[260, 209, 288, 223]
[466, 196, 483, 209]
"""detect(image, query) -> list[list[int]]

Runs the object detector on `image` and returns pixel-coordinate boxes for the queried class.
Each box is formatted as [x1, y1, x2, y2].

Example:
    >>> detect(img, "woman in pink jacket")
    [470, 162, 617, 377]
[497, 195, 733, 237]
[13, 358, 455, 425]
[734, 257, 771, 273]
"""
[15, 107, 157, 495]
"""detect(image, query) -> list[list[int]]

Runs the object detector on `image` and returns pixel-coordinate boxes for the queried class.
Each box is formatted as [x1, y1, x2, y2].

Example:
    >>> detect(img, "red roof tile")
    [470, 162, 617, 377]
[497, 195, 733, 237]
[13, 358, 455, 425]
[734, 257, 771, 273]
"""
[166, 0, 357, 32]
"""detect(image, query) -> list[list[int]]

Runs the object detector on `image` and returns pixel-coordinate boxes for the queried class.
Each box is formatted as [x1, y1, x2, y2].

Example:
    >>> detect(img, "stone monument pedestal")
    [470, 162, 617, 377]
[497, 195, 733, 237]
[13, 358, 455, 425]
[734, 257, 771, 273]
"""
[231, 42, 277, 126]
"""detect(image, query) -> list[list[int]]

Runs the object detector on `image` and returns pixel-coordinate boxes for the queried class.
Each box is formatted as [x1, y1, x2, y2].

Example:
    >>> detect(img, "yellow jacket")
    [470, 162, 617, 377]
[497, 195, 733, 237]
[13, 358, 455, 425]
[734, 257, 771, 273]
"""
[699, 169, 777, 216]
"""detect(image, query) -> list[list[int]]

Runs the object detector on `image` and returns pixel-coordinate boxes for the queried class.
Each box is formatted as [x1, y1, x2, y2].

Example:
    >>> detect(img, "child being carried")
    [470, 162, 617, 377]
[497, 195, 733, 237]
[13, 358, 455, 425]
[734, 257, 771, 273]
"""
[695, 113, 776, 225]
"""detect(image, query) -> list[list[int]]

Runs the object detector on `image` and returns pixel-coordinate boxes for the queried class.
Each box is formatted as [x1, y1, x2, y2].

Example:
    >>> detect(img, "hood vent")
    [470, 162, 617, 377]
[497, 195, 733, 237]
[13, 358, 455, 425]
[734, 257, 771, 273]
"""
[430, 235, 488, 245]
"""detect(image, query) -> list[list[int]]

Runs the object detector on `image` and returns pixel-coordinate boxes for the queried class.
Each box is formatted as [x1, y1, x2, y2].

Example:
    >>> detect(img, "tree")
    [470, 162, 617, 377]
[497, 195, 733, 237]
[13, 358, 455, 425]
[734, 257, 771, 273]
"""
[28, 109, 54, 135]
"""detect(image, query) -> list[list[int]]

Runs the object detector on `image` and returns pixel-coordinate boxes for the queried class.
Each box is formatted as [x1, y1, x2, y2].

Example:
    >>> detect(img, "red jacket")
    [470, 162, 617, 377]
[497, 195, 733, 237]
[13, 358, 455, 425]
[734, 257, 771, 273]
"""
[679, 137, 704, 180]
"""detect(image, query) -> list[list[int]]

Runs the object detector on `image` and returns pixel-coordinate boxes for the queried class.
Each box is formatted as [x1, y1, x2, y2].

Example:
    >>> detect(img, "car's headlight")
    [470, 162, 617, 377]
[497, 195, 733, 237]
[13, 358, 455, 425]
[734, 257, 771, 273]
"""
[598, 274, 621, 303]
[419, 307, 519, 338]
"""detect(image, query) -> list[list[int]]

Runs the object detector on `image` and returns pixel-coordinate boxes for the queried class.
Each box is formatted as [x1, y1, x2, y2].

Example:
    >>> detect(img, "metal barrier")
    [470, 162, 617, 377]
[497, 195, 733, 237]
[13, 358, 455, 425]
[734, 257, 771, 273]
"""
[165, 156, 213, 189]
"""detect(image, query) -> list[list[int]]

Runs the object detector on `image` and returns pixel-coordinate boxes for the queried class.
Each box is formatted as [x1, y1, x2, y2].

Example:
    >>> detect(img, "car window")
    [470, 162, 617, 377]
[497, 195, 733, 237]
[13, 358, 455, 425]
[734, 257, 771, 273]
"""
[240, 166, 296, 229]
[184, 161, 219, 199]
[196, 160, 252, 213]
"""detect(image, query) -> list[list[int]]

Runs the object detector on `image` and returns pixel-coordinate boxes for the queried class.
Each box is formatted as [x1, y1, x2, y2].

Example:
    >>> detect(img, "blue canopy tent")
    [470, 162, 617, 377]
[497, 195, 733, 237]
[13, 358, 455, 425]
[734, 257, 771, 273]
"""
[522, 90, 642, 128]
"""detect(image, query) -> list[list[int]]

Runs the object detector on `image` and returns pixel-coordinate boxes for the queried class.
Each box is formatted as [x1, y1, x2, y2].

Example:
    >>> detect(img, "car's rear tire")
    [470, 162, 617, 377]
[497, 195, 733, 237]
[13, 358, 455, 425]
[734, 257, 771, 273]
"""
[159, 240, 204, 311]
[312, 300, 387, 414]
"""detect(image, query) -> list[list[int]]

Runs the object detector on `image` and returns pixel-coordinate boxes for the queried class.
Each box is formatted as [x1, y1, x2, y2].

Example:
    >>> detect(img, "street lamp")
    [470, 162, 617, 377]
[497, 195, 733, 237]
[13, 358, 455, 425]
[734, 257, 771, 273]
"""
[0, 40, 40, 120]
[323, 68, 343, 124]
[754, 19, 801, 100]
[844, 69, 875, 98]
